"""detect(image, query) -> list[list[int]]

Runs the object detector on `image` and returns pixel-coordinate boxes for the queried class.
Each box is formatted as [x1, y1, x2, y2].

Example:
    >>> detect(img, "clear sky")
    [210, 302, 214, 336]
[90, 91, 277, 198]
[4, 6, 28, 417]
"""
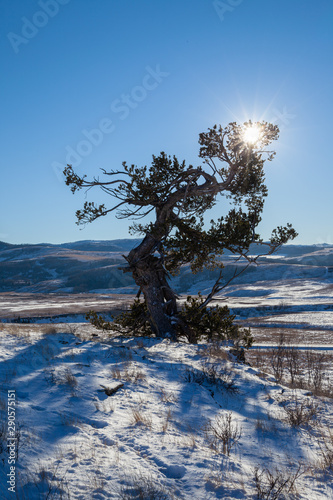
[1, 0, 332, 245]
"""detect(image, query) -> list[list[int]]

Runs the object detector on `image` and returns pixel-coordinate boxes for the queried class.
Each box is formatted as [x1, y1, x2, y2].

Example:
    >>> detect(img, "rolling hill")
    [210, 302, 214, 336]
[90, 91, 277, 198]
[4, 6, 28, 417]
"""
[0, 240, 332, 295]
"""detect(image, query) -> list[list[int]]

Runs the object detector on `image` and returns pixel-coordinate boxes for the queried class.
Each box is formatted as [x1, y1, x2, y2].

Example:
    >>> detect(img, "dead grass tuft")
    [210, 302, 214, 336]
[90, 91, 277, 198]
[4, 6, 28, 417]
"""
[160, 408, 173, 434]
[252, 462, 306, 500]
[131, 408, 152, 429]
[205, 411, 241, 456]
[110, 364, 146, 384]
[280, 394, 319, 428]
[159, 388, 177, 404]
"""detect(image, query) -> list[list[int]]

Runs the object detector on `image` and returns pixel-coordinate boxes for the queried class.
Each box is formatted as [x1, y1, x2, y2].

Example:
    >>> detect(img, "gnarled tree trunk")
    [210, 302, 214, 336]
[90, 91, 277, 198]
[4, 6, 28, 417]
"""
[124, 234, 178, 340]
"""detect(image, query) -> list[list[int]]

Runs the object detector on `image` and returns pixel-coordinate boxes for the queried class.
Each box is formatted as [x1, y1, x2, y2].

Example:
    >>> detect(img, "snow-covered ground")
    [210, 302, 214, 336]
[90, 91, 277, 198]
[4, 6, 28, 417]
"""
[1, 278, 332, 325]
[0, 325, 332, 499]
[244, 311, 333, 331]
[0, 272, 332, 498]
[0, 293, 133, 322]
[207, 279, 333, 334]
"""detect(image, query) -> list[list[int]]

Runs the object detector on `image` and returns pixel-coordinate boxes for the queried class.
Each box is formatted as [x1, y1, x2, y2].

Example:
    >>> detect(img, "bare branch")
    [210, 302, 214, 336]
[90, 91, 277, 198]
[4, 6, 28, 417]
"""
[201, 261, 253, 308]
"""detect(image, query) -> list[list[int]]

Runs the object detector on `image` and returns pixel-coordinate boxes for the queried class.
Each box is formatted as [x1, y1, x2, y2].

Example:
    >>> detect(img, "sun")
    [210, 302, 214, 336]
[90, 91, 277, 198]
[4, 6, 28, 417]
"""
[242, 123, 262, 146]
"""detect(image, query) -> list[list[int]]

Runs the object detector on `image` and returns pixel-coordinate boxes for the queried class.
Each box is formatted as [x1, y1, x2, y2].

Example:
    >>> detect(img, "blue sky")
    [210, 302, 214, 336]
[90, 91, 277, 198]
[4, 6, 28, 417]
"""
[1, 0, 332, 245]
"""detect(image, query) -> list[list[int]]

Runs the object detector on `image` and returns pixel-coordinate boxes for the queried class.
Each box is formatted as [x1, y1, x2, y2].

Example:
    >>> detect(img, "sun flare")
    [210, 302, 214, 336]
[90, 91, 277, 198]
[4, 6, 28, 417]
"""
[242, 123, 261, 145]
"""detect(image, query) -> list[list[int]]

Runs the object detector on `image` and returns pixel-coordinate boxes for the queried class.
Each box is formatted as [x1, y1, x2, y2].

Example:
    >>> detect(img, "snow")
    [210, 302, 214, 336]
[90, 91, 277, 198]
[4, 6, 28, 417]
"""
[0, 326, 332, 499]
[245, 311, 333, 330]
[0, 253, 333, 498]
[0, 294, 133, 321]
[90, 287, 139, 295]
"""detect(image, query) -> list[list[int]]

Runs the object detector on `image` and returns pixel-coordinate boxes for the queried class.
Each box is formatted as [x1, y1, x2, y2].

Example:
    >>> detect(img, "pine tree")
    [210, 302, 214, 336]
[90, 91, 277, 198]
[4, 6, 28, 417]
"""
[64, 121, 297, 343]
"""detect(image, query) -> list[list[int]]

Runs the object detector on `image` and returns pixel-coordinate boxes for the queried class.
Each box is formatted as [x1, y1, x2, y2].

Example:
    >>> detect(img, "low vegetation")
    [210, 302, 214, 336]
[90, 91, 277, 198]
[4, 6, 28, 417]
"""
[248, 334, 333, 397]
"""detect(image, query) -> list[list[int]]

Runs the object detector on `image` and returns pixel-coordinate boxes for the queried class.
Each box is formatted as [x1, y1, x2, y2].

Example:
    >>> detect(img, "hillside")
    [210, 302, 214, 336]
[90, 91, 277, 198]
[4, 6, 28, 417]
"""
[0, 240, 332, 295]
[0, 326, 332, 499]
[0, 240, 140, 294]
[0, 241, 332, 499]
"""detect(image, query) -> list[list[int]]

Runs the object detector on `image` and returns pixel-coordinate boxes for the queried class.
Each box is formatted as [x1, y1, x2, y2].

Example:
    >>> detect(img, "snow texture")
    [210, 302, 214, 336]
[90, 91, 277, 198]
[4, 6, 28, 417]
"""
[0, 326, 332, 499]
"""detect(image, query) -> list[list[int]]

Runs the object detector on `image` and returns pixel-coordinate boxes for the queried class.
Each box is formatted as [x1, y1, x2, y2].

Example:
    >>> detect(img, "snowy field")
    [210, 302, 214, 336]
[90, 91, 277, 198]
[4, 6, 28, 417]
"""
[0, 276, 332, 499]
[0, 293, 133, 322]
[0, 325, 333, 499]
[1, 278, 333, 330]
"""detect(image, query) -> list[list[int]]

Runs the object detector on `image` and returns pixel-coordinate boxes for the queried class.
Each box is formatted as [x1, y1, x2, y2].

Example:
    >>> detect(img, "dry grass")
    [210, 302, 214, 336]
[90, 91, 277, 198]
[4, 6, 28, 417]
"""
[249, 326, 332, 346]
[42, 325, 59, 335]
[205, 411, 242, 456]
[18, 456, 71, 499]
[252, 462, 307, 500]
[181, 430, 197, 449]
[2, 324, 33, 342]
[131, 408, 152, 429]
[44, 367, 78, 394]
[280, 394, 319, 428]
[111, 365, 123, 379]
[248, 339, 333, 397]
[160, 408, 173, 434]
[312, 422, 333, 473]
[110, 364, 146, 384]
[53, 368, 78, 388]
[199, 342, 230, 361]
[255, 416, 275, 437]
[159, 388, 177, 404]
[182, 362, 238, 394]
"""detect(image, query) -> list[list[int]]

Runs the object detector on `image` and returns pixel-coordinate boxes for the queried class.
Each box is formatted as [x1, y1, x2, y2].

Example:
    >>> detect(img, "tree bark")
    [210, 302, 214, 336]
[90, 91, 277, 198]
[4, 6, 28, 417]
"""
[124, 235, 178, 340]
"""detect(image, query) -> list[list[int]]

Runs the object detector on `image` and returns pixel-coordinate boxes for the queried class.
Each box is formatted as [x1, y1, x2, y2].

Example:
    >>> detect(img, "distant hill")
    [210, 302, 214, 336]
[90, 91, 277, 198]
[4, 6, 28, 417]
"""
[0, 239, 140, 294]
[58, 239, 141, 253]
[0, 241, 16, 251]
[0, 239, 332, 294]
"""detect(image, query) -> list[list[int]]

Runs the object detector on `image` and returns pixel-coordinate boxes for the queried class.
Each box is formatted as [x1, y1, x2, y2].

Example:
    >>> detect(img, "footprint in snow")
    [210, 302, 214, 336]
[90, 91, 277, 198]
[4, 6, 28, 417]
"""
[82, 417, 108, 429]
[159, 464, 187, 479]
[153, 456, 187, 479]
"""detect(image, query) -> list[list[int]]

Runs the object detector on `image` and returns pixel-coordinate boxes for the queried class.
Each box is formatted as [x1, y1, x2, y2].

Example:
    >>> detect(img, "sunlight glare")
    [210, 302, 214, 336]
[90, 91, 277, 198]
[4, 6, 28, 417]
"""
[242, 124, 261, 145]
